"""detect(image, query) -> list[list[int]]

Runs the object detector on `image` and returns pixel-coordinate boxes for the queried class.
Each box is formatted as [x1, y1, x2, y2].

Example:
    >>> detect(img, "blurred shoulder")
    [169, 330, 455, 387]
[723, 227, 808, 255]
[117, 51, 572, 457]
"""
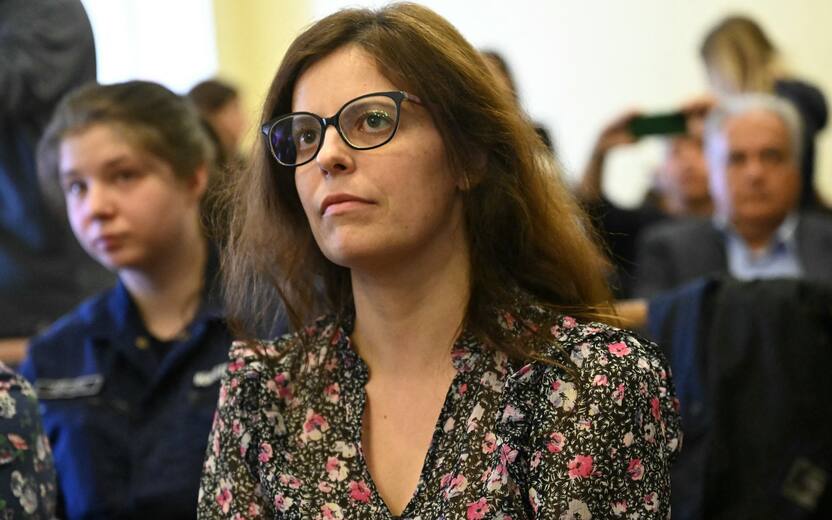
[26, 288, 114, 354]
[640, 216, 716, 245]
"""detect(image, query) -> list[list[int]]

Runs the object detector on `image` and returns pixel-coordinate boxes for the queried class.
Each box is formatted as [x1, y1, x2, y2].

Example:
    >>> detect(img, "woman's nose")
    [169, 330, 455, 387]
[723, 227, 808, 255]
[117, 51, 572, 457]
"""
[315, 125, 355, 176]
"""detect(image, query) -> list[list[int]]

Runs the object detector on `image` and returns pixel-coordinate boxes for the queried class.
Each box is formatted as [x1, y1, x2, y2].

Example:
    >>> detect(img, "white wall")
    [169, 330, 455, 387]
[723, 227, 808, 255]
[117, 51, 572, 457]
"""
[313, 0, 832, 207]
[80, 0, 218, 94]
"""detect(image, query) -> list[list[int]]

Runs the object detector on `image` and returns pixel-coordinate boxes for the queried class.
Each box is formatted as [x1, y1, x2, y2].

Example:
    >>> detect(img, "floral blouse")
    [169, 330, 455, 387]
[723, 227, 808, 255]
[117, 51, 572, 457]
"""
[198, 301, 681, 519]
[0, 363, 56, 519]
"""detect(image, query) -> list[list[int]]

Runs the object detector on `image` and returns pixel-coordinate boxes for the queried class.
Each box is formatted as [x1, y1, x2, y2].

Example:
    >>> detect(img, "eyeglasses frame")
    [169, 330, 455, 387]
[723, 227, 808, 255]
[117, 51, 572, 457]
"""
[260, 90, 423, 167]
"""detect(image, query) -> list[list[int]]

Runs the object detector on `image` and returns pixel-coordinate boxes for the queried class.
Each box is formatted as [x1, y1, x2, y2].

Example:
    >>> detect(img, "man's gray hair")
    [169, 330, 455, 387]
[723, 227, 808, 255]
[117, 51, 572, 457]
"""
[704, 93, 803, 167]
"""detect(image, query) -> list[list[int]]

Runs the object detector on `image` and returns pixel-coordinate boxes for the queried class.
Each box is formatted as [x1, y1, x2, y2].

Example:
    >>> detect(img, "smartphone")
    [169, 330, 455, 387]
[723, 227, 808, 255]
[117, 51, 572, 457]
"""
[628, 112, 687, 137]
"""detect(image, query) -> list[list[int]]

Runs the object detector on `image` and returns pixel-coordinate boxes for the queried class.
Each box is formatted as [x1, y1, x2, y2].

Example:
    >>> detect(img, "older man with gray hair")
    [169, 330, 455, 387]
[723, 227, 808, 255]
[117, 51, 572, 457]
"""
[633, 93, 832, 298]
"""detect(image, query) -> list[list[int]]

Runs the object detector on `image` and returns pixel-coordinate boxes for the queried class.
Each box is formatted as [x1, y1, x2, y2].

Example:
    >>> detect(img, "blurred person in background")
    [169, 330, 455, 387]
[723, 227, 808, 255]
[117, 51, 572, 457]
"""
[635, 94, 832, 298]
[0, 0, 112, 340]
[577, 103, 713, 298]
[21, 81, 234, 519]
[481, 49, 555, 152]
[701, 14, 828, 209]
[188, 78, 248, 173]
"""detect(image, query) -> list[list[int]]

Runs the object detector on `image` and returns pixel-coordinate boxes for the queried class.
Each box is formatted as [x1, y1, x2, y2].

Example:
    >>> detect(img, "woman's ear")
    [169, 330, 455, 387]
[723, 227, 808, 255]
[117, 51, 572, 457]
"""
[460, 149, 488, 191]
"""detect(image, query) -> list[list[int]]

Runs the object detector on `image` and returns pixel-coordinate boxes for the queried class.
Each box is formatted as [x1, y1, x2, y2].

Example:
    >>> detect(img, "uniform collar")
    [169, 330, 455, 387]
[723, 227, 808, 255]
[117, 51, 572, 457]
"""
[91, 244, 225, 343]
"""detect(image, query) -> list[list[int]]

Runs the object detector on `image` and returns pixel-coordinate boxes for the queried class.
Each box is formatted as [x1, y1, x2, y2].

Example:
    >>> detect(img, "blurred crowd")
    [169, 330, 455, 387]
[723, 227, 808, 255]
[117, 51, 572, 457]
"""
[0, 1, 829, 518]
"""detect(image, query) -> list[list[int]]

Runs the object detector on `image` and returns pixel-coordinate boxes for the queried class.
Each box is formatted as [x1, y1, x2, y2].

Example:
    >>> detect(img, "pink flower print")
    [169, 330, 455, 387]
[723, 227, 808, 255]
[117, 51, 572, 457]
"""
[274, 493, 294, 512]
[546, 431, 566, 453]
[320, 502, 344, 520]
[348, 480, 372, 503]
[441, 473, 468, 499]
[216, 483, 232, 514]
[270, 373, 293, 401]
[231, 419, 243, 436]
[528, 488, 540, 514]
[466, 498, 490, 519]
[279, 473, 303, 489]
[481, 432, 497, 454]
[323, 383, 340, 404]
[300, 409, 329, 443]
[547, 379, 577, 411]
[7, 434, 27, 450]
[643, 491, 659, 511]
[567, 455, 594, 479]
[611, 499, 628, 515]
[501, 404, 524, 423]
[562, 315, 577, 328]
[248, 503, 261, 516]
[650, 397, 662, 421]
[627, 458, 644, 480]
[592, 374, 609, 386]
[227, 358, 245, 373]
[608, 341, 631, 357]
[325, 456, 348, 481]
[458, 382, 468, 396]
[318, 481, 333, 493]
[258, 442, 273, 463]
[530, 450, 542, 470]
[612, 383, 626, 405]
[499, 443, 518, 466]
[324, 356, 338, 371]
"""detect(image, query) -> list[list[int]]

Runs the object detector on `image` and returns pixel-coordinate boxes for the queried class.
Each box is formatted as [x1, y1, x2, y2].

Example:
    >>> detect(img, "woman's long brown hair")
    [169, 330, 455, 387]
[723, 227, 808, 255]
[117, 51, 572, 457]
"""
[223, 3, 615, 360]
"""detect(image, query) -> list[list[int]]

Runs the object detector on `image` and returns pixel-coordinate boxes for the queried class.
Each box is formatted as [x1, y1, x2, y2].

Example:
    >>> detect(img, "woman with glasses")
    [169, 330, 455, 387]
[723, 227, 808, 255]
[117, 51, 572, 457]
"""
[198, 4, 680, 519]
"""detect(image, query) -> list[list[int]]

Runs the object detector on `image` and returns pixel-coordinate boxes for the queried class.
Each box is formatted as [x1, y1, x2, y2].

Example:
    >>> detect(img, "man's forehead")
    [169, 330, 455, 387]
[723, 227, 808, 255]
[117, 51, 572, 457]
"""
[724, 109, 789, 141]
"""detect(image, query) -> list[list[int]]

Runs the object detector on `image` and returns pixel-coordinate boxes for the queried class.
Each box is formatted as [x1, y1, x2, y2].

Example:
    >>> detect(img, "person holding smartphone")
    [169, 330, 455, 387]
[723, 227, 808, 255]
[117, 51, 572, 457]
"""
[577, 103, 714, 298]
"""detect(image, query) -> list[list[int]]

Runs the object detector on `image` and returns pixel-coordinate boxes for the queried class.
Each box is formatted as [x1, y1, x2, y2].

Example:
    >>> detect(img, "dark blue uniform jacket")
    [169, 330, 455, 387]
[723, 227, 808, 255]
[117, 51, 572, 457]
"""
[20, 268, 232, 519]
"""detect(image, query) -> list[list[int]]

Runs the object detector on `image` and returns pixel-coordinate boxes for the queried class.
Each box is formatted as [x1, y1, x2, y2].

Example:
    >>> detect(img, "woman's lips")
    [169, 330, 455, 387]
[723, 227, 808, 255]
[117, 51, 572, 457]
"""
[320, 193, 373, 216]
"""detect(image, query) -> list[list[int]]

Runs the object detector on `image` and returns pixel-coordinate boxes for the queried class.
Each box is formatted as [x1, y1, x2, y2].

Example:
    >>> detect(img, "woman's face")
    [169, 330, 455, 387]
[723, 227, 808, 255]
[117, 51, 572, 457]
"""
[59, 123, 205, 272]
[291, 45, 466, 272]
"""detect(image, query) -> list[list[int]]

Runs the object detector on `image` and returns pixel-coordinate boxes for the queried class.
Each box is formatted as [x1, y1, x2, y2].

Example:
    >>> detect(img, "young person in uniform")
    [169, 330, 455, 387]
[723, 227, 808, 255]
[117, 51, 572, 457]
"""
[21, 80, 233, 519]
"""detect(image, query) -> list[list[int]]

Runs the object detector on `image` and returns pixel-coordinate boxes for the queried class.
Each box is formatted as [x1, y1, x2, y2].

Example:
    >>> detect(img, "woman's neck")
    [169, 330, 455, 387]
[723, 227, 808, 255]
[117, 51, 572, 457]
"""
[120, 221, 208, 341]
[350, 233, 471, 378]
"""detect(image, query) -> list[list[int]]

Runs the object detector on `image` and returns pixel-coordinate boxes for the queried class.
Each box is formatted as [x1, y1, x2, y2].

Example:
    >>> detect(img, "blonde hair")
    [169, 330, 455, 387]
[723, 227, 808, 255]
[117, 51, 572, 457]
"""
[700, 15, 782, 94]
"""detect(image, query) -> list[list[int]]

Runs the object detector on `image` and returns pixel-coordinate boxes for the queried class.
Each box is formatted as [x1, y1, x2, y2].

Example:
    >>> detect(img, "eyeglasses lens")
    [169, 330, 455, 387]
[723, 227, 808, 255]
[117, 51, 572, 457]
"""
[268, 95, 401, 167]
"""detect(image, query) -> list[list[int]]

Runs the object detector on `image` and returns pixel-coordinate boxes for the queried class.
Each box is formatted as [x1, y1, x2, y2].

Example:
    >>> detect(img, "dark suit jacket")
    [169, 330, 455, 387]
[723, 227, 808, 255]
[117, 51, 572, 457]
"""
[633, 212, 832, 298]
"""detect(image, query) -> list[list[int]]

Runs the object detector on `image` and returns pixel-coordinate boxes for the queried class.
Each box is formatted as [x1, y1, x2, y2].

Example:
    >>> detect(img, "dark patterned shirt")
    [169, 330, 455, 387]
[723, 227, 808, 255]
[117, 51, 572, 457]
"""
[0, 363, 56, 518]
[198, 301, 681, 519]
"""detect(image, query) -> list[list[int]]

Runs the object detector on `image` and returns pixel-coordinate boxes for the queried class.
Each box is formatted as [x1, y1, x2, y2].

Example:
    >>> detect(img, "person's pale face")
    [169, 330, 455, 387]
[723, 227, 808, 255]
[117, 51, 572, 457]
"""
[658, 136, 710, 206]
[291, 45, 465, 272]
[211, 97, 247, 156]
[714, 110, 800, 228]
[59, 124, 204, 271]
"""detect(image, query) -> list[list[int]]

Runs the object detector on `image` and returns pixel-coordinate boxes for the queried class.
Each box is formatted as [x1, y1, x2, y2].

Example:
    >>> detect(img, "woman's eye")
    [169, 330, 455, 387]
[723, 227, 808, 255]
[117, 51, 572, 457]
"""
[295, 128, 320, 148]
[359, 111, 393, 132]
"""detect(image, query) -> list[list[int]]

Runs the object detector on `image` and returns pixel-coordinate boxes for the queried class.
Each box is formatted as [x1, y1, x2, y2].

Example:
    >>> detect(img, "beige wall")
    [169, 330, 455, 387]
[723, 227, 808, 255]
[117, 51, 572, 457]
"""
[212, 0, 314, 151]
[312, 0, 832, 206]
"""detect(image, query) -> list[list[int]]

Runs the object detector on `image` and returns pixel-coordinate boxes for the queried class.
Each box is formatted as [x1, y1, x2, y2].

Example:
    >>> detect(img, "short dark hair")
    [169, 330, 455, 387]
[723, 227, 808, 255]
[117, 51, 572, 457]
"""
[188, 79, 239, 114]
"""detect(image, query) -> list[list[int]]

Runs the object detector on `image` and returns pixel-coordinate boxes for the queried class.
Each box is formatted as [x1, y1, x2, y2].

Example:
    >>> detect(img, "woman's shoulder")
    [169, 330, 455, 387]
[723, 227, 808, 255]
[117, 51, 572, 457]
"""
[226, 313, 342, 380]
[510, 312, 672, 397]
[501, 310, 681, 456]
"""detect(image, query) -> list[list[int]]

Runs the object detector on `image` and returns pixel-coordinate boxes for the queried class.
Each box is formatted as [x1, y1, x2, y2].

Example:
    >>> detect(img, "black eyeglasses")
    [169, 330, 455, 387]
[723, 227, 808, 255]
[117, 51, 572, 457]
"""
[261, 90, 422, 167]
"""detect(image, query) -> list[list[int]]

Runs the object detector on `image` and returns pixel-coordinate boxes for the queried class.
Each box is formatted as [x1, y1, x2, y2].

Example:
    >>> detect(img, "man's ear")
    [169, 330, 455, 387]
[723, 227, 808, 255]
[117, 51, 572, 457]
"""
[189, 164, 210, 201]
